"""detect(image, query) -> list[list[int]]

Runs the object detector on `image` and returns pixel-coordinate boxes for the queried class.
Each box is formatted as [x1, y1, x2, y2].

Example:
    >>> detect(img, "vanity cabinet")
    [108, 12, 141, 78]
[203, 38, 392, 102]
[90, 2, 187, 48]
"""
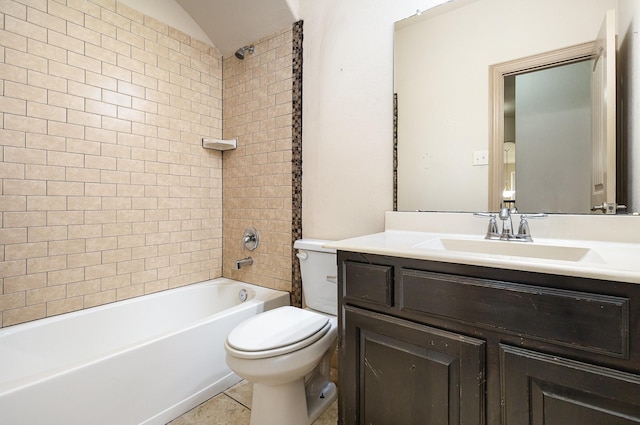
[337, 251, 640, 425]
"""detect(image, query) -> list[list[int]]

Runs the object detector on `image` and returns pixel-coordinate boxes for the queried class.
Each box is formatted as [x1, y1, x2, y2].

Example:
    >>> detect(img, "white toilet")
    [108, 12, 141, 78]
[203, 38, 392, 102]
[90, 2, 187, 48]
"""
[224, 239, 338, 425]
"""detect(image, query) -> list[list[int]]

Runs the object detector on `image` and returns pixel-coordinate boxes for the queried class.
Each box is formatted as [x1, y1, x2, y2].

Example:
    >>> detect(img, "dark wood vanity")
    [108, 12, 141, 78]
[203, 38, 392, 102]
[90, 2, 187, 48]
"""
[337, 250, 640, 425]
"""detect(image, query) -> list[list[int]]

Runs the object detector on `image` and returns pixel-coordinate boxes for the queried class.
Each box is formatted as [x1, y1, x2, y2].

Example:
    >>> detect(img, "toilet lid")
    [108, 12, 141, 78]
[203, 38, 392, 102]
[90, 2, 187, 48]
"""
[226, 306, 329, 352]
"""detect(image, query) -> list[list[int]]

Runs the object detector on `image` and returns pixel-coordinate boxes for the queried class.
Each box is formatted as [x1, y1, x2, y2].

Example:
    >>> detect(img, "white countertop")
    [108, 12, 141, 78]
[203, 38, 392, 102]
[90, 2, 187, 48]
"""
[326, 212, 640, 285]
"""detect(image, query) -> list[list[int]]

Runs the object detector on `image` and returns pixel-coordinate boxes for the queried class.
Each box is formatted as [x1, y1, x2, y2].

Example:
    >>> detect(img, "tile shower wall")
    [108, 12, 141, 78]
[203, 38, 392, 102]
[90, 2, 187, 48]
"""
[222, 28, 294, 293]
[0, 0, 224, 327]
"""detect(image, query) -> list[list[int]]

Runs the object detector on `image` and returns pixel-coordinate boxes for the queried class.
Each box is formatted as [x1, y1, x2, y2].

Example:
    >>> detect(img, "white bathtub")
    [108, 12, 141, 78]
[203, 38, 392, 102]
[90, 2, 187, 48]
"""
[0, 278, 289, 425]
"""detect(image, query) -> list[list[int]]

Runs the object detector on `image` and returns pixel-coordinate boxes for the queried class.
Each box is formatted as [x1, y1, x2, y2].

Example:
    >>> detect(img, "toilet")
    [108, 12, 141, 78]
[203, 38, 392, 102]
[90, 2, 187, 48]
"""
[224, 239, 338, 425]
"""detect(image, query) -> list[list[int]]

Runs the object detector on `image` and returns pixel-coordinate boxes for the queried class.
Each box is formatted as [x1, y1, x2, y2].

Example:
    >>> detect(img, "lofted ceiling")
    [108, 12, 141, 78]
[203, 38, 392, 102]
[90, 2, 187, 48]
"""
[175, 0, 297, 58]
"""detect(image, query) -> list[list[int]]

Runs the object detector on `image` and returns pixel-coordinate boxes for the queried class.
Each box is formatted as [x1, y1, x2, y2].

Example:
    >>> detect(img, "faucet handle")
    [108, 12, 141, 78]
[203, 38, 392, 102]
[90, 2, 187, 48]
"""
[474, 212, 499, 239]
[516, 213, 547, 242]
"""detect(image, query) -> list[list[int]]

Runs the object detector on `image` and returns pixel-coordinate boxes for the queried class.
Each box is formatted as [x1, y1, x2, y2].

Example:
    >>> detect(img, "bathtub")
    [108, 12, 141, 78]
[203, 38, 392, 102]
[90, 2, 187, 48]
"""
[0, 278, 289, 425]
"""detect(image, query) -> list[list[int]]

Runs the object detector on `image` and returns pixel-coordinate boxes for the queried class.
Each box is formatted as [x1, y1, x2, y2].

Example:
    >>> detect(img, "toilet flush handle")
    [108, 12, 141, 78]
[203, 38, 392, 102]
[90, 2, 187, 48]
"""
[296, 251, 308, 260]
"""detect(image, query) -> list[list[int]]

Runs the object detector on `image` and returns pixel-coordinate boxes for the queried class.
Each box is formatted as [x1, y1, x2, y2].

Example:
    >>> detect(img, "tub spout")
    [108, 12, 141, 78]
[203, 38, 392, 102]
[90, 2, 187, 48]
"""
[235, 257, 253, 270]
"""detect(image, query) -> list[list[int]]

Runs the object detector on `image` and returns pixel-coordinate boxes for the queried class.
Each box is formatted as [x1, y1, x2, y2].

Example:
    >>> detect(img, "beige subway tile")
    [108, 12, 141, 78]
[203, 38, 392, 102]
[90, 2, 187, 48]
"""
[102, 89, 131, 107]
[101, 116, 132, 133]
[84, 290, 116, 308]
[1, 0, 26, 20]
[26, 254, 66, 274]
[117, 158, 144, 172]
[24, 164, 65, 181]
[48, 121, 85, 139]
[67, 252, 101, 269]
[117, 26, 144, 49]
[0, 256, 26, 278]
[0, 94, 26, 115]
[41, 266, 79, 290]
[3, 211, 44, 228]
[101, 247, 131, 264]
[3, 303, 46, 326]
[85, 42, 117, 65]
[85, 263, 117, 281]
[67, 110, 102, 128]
[67, 196, 102, 211]
[66, 21, 101, 46]
[116, 283, 144, 300]
[68, 80, 101, 100]
[86, 72, 117, 93]
[85, 236, 118, 252]
[28, 225, 67, 242]
[48, 91, 85, 111]
[84, 211, 117, 225]
[27, 7, 65, 33]
[101, 170, 131, 184]
[116, 259, 144, 274]
[3, 14, 47, 42]
[133, 269, 158, 285]
[103, 222, 131, 237]
[66, 138, 101, 155]
[4, 114, 47, 134]
[117, 54, 145, 74]
[117, 106, 144, 122]
[4, 241, 47, 260]
[49, 239, 86, 256]
[84, 14, 116, 38]
[47, 296, 84, 317]
[85, 182, 117, 197]
[5, 46, 47, 72]
[67, 278, 101, 297]
[104, 196, 132, 210]
[65, 167, 101, 183]
[25, 133, 65, 152]
[4, 273, 46, 293]
[131, 196, 157, 210]
[117, 234, 145, 249]
[116, 183, 143, 197]
[0, 62, 27, 84]
[131, 244, 157, 259]
[26, 285, 65, 305]
[66, 0, 101, 19]
[27, 69, 67, 92]
[27, 196, 66, 211]
[84, 99, 117, 118]
[85, 155, 117, 171]
[47, 29, 85, 55]
[116, 2, 143, 24]
[67, 224, 102, 239]
[3, 179, 46, 195]
[46, 181, 83, 196]
[101, 274, 130, 291]
[102, 62, 132, 83]
[4, 146, 46, 165]
[46, 211, 83, 226]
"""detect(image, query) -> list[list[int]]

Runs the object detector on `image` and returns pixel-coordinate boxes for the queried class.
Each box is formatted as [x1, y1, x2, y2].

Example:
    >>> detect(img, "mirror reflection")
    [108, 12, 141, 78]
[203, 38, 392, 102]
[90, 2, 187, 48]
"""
[394, 0, 621, 214]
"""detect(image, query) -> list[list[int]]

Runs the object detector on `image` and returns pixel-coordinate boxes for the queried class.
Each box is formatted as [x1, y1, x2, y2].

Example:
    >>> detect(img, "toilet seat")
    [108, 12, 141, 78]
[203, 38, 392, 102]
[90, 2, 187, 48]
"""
[226, 306, 331, 360]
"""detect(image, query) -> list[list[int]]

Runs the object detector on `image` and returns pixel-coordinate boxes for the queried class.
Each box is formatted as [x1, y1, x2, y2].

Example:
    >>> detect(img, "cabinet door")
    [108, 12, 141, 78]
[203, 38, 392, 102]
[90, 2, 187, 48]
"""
[341, 307, 485, 425]
[500, 344, 640, 424]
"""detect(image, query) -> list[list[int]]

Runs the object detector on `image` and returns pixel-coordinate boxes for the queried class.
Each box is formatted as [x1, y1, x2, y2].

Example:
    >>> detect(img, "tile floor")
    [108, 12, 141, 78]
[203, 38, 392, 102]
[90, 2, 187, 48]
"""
[168, 379, 338, 425]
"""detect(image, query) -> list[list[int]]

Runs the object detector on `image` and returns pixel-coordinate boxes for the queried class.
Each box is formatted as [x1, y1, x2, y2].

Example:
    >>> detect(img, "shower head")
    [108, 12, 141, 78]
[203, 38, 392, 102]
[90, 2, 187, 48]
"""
[234, 45, 255, 60]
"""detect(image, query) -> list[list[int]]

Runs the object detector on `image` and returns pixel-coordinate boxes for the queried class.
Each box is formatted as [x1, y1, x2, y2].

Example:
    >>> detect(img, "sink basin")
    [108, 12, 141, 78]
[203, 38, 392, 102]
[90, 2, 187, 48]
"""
[415, 238, 605, 263]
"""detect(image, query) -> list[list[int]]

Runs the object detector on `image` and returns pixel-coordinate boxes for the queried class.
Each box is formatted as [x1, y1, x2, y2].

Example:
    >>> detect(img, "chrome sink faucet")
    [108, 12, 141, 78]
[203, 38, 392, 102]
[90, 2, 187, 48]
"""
[498, 205, 514, 239]
[474, 209, 546, 242]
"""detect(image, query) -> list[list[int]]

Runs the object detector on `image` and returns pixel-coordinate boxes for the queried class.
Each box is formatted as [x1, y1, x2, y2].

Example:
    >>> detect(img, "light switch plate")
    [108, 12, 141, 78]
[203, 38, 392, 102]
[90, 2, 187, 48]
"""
[473, 150, 489, 166]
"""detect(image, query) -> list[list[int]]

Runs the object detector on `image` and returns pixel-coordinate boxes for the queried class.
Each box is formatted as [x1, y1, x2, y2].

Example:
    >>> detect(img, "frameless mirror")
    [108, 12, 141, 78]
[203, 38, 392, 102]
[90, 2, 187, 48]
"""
[394, 0, 621, 214]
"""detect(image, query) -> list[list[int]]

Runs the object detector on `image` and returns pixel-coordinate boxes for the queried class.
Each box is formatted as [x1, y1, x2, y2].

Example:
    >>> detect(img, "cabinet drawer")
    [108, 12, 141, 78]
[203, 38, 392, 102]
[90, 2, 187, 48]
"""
[343, 261, 393, 307]
[400, 269, 630, 358]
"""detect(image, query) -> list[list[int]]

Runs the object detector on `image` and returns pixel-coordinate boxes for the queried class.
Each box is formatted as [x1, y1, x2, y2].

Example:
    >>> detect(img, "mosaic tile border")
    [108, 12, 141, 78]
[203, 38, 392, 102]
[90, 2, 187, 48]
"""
[291, 20, 304, 308]
[394, 93, 398, 211]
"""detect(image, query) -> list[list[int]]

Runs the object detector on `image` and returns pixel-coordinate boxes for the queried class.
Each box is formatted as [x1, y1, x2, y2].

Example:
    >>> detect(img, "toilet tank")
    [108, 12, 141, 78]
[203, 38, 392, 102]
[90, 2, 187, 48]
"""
[294, 239, 337, 316]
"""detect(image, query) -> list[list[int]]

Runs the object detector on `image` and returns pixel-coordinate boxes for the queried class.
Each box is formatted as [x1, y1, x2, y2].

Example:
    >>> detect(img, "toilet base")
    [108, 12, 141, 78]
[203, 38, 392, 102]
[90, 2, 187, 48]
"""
[249, 378, 337, 425]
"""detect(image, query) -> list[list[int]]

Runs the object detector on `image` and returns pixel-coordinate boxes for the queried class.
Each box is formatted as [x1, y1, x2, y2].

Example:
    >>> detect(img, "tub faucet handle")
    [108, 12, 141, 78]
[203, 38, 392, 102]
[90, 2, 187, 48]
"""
[242, 227, 259, 251]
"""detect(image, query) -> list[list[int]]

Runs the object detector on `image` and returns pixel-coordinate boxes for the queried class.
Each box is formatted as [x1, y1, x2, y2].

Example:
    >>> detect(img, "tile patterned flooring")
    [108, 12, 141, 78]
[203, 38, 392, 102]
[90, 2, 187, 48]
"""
[168, 379, 338, 425]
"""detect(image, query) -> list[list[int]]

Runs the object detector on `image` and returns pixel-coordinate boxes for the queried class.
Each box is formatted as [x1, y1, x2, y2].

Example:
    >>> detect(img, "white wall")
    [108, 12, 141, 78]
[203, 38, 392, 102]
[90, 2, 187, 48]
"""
[298, 0, 449, 240]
